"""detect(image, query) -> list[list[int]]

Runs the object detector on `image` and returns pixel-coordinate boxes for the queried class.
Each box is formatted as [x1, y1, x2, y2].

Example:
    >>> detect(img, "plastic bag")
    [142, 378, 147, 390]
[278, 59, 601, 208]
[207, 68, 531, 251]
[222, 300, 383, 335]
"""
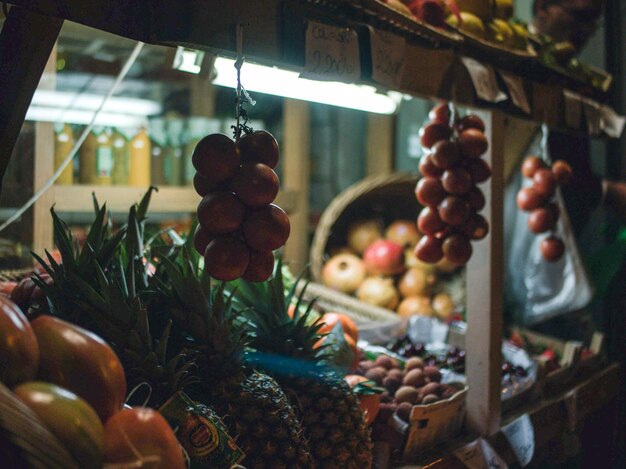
[504, 127, 593, 325]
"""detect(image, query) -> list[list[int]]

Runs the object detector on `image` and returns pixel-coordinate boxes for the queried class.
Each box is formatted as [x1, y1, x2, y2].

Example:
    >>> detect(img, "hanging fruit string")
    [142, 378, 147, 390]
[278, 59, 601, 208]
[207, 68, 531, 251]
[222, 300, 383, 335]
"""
[232, 24, 256, 142]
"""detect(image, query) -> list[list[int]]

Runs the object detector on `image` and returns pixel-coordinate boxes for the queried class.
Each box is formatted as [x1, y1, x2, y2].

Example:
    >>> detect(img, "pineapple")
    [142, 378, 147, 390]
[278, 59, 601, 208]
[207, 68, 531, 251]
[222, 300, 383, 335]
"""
[156, 250, 315, 469]
[33, 188, 196, 407]
[230, 261, 373, 469]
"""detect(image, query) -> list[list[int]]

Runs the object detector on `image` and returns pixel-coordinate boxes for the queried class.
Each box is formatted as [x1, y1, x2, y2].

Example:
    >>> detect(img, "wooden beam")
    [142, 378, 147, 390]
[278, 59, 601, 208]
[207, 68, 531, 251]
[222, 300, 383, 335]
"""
[0, 6, 62, 194]
[282, 99, 310, 273]
[465, 109, 505, 436]
[366, 114, 394, 176]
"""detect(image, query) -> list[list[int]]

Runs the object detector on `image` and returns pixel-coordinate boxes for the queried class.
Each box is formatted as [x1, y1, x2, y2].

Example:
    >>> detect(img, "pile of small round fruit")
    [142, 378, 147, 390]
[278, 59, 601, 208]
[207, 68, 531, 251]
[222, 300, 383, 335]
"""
[192, 130, 290, 281]
[516, 155, 573, 262]
[358, 355, 458, 414]
[415, 103, 492, 266]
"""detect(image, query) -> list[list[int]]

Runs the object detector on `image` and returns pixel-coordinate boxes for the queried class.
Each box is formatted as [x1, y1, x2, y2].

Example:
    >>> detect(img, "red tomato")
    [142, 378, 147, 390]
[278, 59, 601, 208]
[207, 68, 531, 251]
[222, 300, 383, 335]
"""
[0, 296, 39, 386]
[104, 407, 186, 469]
[31, 315, 126, 423]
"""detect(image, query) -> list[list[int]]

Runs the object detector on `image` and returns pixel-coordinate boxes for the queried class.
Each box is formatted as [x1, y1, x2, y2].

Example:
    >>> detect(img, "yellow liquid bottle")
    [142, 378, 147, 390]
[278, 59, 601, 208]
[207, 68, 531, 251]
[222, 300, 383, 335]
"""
[94, 128, 113, 186]
[79, 128, 98, 184]
[128, 127, 151, 187]
[111, 129, 129, 185]
[54, 123, 74, 185]
[149, 119, 166, 186]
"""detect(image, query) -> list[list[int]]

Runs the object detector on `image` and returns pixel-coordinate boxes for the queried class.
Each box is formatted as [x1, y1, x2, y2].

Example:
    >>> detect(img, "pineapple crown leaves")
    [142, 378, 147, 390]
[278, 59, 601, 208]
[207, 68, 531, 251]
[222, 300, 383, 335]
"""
[229, 258, 331, 362]
[155, 248, 249, 365]
[352, 380, 385, 396]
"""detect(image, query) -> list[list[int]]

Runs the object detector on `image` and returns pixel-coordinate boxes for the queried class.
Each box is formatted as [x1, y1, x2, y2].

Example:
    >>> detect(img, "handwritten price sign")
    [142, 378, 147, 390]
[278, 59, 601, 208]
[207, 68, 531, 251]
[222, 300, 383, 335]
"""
[303, 21, 360, 83]
[501, 414, 535, 467]
[369, 28, 405, 88]
[499, 71, 530, 114]
[461, 57, 506, 103]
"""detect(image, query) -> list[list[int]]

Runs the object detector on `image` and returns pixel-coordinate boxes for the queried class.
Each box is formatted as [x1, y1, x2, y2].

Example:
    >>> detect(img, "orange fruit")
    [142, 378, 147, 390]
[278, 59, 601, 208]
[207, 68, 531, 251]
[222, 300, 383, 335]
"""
[344, 375, 380, 425]
[320, 312, 359, 342]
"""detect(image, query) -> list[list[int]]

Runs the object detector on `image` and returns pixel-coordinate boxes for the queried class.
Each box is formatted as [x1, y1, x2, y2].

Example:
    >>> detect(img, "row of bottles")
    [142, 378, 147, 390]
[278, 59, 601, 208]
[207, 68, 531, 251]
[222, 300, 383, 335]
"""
[54, 117, 227, 187]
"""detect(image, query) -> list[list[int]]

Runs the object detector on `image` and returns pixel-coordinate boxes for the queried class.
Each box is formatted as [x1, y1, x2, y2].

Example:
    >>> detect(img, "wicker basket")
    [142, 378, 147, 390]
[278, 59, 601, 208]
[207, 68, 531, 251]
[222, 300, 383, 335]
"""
[0, 382, 79, 469]
[308, 173, 420, 335]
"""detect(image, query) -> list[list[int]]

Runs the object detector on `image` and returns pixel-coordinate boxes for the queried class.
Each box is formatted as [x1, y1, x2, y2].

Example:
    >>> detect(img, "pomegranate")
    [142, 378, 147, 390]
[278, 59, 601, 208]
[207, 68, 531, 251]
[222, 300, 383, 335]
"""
[197, 192, 245, 235]
[243, 204, 290, 251]
[385, 220, 420, 248]
[242, 251, 275, 282]
[322, 254, 367, 294]
[397, 296, 434, 318]
[347, 220, 383, 254]
[414, 235, 443, 264]
[204, 237, 250, 281]
[398, 267, 430, 297]
[363, 240, 405, 276]
[356, 277, 399, 310]
[192, 134, 240, 183]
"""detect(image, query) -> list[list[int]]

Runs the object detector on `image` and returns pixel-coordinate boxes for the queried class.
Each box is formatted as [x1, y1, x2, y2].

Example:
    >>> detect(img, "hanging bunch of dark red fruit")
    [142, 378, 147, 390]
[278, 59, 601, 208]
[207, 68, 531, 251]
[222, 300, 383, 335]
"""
[516, 156, 572, 262]
[414, 103, 492, 266]
[192, 130, 290, 281]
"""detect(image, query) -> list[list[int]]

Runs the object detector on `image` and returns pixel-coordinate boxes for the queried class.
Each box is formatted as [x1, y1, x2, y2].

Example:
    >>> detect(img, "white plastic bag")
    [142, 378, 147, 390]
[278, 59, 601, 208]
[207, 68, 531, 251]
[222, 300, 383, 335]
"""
[504, 128, 593, 325]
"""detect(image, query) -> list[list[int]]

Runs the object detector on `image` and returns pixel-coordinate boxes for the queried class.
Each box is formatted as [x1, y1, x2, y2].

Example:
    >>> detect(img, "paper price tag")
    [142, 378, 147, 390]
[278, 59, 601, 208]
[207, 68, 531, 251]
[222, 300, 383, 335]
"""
[582, 98, 602, 136]
[501, 414, 535, 467]
[302, 21, 360, 83]
[563, 90, 583, 129]
[369, 28, 406, 88]
[599, 104, 626, 138]
[499, 71, 530, 114]
[454, 438, 508, 469]
[461, 57, 507, 103]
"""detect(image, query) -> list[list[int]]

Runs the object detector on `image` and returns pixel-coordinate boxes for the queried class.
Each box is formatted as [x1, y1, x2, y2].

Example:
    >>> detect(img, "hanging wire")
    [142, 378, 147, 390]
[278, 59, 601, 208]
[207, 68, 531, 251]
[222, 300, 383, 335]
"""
[0, 41, 145, 234]
[231, 23, 255, 141]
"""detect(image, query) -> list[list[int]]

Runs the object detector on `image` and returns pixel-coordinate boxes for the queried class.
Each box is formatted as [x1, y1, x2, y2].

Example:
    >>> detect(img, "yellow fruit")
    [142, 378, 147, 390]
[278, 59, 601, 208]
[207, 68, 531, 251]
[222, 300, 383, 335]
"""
[510, 22, 529, 50]
[487, 19, 515, 47]
[447, 12, 486, 38]
[385, 0, 413, 16]
[397, 296, 434, 318]
[494, 0, 513, 20]
[432, 293, 454, 321]
[455, 0, 493, 20]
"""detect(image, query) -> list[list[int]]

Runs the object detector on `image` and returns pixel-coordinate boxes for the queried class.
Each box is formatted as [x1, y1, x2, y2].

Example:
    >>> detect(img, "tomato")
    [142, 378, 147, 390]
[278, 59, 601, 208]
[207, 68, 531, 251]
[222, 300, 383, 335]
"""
[31, 315, 126, 422]
[13, 381, 104, 467]
[10, 273, 52, 313]
[0, 281, 17, 296]
[320, 312, 359, 342]
[344, 375, 380, 425]
[0, 296, 39, 386]
[104, 407, 186, 469]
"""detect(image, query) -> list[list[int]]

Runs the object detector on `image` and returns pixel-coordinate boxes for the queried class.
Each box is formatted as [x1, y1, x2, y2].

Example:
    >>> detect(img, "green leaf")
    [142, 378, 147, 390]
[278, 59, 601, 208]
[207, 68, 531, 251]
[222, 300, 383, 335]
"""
[137, 186, 157, 222]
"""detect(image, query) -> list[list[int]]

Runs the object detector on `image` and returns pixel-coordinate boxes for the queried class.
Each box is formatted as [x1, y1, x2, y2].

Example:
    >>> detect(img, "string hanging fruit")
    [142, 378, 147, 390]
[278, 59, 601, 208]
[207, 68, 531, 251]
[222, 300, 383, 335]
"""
[191, 56, 290, 282]
[414, 103, 493, 266]
[516, 155, 572, 262]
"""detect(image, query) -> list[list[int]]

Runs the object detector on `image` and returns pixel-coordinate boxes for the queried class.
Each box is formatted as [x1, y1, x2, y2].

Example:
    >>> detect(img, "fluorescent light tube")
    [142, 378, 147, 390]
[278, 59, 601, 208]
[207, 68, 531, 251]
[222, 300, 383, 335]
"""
[212, 57, 401, 114]
[31, 90, 161, 116]
[25, 106, 148, 128]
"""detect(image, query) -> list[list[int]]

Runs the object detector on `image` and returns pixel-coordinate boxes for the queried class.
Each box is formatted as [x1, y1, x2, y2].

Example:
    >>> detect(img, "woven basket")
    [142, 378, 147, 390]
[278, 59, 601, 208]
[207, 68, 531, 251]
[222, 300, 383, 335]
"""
[0, 382, 80, 469]
[308, 173, 420, 336]
[0, 267, 33, 283]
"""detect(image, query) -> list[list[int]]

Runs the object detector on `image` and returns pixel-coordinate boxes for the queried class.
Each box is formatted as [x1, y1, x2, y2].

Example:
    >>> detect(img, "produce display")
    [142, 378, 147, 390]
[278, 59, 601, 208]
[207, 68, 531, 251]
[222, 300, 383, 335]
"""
[516, 155, 572, 262]
[415, 103, 492, 266]
[192, 129, 289, 282]
[322, 217, 463, 321]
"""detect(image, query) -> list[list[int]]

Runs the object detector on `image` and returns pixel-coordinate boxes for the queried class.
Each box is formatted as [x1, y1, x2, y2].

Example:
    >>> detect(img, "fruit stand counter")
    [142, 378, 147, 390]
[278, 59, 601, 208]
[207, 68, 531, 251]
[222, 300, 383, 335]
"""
[0, 0, 623, 467]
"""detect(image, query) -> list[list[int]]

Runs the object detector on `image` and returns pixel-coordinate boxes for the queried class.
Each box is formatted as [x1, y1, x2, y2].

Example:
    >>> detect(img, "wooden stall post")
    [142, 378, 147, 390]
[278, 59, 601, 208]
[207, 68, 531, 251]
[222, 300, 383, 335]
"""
[282, 99, 310, 272]
[366, 114, 394, 176]
[465, 109, 505, 436]
[0, 6, 62, 194]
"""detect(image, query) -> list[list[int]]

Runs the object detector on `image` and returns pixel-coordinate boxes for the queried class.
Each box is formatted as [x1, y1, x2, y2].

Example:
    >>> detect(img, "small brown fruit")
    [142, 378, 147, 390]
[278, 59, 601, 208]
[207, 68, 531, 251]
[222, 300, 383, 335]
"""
[405, 357, 425, 372]
[364, 366, 387, 385]
[395, 402, 413, 422]
[394, 386, 420, 405]
[421, 394, 440, 405]
[402, 368, 426, 387]
[423, 366, 442, 383]
[383, 376, 401, 395]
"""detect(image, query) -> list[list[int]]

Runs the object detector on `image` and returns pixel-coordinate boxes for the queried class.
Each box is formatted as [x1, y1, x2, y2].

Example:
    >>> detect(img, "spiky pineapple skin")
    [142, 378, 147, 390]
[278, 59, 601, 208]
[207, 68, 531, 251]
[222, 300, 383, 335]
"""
[193, 370, 315, 469]
[275, 369, 372, 469]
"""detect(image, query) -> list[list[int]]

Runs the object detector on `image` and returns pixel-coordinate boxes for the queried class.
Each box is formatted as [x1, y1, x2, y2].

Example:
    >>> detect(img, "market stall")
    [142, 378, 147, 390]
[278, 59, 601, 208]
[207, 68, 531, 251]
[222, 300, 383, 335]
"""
[0, 0, 623, 467]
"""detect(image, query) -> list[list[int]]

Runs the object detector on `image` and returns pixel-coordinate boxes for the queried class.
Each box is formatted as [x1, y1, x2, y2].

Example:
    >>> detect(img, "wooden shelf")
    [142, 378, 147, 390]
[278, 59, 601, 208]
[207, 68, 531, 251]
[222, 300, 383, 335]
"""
[52, 185, 299, 214]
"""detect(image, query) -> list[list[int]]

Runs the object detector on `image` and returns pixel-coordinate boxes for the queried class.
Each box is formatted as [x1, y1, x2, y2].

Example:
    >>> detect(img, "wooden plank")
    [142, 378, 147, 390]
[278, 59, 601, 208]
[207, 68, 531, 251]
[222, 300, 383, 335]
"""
[465, 109, 505, 436]
[0, 6, 62, 194]
[366, 114, 394, 176]
[52, 185, 298, 215]
[282, 99, 310, 273]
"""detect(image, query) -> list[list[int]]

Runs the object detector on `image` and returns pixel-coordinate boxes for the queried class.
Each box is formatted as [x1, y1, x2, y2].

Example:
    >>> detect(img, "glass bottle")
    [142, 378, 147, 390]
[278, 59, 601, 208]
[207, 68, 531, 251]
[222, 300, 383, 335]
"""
[54, 123, 74, 185]
[149, 119, 166, 186]
[79, 127, 98, 184]
[128, 127, 151, 187]
[111, 129, 129, 185]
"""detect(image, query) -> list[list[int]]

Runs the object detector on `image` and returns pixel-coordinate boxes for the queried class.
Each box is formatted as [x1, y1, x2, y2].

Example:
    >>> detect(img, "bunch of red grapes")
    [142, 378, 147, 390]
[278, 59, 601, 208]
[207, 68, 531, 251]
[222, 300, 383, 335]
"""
[192, 130, 290, 281]
[414, 104, 492, 266]
[516, 156, 573, 262]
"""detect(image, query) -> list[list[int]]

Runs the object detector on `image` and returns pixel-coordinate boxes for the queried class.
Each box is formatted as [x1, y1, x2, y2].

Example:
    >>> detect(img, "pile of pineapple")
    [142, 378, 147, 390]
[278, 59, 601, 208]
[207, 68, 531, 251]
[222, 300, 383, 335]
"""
[3, 189, 372, 469]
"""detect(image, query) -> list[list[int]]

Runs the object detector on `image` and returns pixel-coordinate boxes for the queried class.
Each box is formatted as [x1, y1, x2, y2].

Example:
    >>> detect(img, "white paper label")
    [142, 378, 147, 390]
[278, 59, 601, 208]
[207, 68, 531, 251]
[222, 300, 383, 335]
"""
[461, 57, 507, 103]
[369, 28, 405, 88]
[599, 104, 626, 138]
[501, 414, 535, 467]
[454, 438, 508, 469]
[582, 98, 602, 136]
[499, 71, 530, 114]
[302, 21, 360, 83]
[563, 90, 583, 129]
